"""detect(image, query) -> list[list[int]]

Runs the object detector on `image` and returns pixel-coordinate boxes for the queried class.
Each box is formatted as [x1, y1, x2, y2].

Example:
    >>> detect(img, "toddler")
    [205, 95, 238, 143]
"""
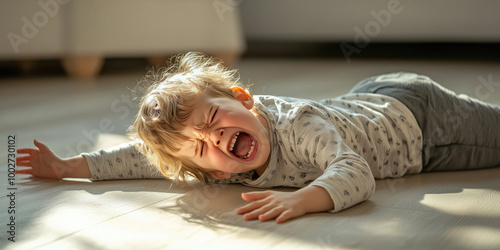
[16, 52, 500, 223]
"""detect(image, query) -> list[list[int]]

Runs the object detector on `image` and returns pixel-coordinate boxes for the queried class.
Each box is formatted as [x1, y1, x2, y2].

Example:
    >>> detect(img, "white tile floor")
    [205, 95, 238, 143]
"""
[1, 58, 500, 249]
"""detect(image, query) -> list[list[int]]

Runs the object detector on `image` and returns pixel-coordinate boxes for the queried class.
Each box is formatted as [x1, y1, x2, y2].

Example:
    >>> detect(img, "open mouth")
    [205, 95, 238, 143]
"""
[228, 132, 256, 160]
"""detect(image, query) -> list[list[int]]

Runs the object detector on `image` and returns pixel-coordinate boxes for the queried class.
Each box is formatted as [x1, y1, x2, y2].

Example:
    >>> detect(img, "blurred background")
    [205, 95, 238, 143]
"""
[1, 0, 500, 157]
[1, 0, 500, 77]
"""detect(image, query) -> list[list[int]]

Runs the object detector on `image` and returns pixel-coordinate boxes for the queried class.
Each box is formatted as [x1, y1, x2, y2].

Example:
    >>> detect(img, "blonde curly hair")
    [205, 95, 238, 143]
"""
[127, 52, 247, 184]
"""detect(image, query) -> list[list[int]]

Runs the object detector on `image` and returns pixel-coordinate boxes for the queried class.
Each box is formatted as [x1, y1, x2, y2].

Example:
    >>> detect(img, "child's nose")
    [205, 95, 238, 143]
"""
[210, 129, 224, 146]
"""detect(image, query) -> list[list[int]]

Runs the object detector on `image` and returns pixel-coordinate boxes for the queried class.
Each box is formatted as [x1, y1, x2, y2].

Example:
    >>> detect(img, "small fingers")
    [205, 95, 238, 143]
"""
[258, 207, 286, 222]
[276, 210, 294, 223]
[242, 204, 274, 221]
[17, 148, 38, 155]
[16, 155, 32, 162]
[236, 200, 265, 215]
[17, 154, 36, 167]
[33, 139, 49, 151]
[14, 168, 33, 175]
[241, 191, 271, 201]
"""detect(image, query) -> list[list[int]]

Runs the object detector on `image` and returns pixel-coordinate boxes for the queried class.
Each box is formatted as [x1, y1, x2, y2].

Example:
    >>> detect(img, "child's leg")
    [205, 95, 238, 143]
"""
[351, 72, 500, 172]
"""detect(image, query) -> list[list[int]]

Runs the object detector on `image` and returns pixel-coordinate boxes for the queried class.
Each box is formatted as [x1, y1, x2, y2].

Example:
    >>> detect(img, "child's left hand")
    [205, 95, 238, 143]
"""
[236, 186, 334, 223]
[236, 190, 306, 223]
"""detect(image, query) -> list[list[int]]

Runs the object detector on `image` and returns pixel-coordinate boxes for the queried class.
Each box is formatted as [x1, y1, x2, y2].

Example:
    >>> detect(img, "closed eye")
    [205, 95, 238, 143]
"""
[200, 140, 204, 157]
[198, 106, 217, 157]
[210, 107, 218, 124]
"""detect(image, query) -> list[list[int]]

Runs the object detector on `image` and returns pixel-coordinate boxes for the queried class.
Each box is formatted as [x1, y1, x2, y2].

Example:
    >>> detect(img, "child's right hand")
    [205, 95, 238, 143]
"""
[16, 140, 76, 179]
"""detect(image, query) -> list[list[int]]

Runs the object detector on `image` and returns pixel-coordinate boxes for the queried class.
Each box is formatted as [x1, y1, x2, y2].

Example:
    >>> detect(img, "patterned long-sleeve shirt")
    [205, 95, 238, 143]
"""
[82, 93, 422, 212]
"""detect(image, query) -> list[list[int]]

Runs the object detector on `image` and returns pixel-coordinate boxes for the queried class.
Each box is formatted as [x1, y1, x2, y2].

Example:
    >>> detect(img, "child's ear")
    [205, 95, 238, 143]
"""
[231, 86, 254, 110]
[209, 170, 232, 180]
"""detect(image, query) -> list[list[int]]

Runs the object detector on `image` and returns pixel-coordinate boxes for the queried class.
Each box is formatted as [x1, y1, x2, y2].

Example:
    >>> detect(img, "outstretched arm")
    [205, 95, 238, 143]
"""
[17, 139, 164, 180]
[236, 185, 334, 223]
[16, 140, 91, 179]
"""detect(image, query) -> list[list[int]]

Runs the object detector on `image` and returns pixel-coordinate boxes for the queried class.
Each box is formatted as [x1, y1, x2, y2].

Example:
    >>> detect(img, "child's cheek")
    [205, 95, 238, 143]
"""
[212, 150, 234, 171]
[227, 158, 248, 174]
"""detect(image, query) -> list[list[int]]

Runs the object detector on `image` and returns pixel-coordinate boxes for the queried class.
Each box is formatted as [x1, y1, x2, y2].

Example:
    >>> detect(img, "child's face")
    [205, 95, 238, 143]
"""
[174, 90, 271, 180]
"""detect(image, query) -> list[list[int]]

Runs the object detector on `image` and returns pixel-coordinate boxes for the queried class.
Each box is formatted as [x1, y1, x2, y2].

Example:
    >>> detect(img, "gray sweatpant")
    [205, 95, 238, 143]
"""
[350, 72, 500, 172]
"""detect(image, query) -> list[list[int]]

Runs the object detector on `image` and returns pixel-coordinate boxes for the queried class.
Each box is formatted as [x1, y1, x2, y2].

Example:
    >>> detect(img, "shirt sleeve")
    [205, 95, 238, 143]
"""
[290, 113, 376, 213]
[81, 142, 165, 181]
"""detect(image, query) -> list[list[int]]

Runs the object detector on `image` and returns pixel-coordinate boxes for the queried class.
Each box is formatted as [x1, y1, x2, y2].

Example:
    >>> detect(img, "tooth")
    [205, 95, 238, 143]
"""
[230, 139, 236, 150]
[229, 133, 239, 152]
[246, 145, 254, 158]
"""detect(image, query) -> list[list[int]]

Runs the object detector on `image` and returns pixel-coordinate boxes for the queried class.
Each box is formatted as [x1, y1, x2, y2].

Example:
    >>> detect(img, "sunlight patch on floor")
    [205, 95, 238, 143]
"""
[420, 188, 500, 217]
[448, 226, 500, 249]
